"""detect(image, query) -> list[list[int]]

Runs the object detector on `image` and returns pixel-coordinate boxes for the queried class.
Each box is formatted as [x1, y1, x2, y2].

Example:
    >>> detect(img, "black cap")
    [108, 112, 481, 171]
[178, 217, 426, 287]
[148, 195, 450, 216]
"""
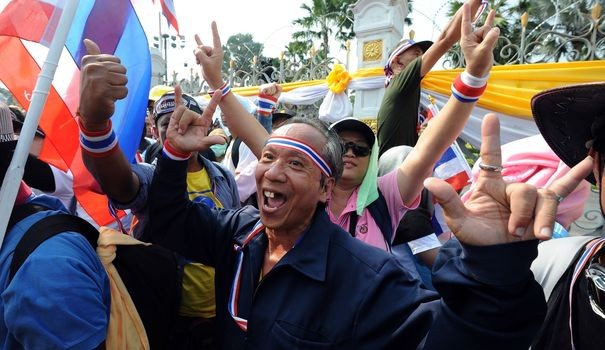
[9, 106, 45, 138]
[272, 108, 296, 127]
[330, 118, 376, 147]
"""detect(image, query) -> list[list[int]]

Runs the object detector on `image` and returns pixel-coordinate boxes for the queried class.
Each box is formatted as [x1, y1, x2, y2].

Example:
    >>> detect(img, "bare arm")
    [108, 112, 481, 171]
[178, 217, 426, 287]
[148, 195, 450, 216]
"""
[420, 0, 484, 77]
[193, 24, 269, 159]
[397, 5, 498, 206]
[78, 39, 139, 203]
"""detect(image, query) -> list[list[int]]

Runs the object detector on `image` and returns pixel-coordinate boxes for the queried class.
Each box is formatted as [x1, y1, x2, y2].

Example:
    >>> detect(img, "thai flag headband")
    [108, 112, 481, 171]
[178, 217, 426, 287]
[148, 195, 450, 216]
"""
[383, 40, 415, 86]
[266, 136, 333, 177]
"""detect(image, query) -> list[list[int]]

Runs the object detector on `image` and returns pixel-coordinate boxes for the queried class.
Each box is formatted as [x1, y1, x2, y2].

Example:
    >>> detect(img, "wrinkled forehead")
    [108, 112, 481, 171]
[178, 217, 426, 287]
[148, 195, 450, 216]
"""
[266, 123, 332, 176]
[271, 123, 325, 149]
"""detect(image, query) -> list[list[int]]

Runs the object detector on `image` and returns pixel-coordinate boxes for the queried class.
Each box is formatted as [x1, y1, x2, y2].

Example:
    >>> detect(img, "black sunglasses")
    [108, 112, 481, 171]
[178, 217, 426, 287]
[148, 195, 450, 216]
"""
[342, 141, 370, 157]
[586, 250, 605, 319]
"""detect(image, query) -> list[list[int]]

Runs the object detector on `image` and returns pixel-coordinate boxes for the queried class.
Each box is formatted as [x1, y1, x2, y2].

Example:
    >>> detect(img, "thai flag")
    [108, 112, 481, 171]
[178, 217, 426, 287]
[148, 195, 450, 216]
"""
[154, 0, 179, 33]
[0, 0, 151, 226]
[433, 144, 472, 192]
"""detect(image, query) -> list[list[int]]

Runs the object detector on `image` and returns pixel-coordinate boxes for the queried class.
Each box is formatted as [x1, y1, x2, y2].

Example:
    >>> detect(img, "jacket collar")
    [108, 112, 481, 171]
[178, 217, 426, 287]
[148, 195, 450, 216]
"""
[272, 208, 333, 282]
[196, 154, 224, 180]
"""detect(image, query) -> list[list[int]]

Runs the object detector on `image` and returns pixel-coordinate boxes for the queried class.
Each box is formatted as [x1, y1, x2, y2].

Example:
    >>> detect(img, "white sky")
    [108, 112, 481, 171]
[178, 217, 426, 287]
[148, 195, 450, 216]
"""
[139, 0, 451, 79]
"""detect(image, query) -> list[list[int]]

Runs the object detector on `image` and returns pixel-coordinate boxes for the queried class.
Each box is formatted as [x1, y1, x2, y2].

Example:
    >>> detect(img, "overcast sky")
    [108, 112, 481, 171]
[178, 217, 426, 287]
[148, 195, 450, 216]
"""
[139, 0, 451, 78]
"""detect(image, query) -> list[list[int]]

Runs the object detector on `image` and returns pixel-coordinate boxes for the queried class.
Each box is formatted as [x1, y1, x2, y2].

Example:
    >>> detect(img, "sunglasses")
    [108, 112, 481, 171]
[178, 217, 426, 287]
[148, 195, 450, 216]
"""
[586, 251, 605, 319]
[342, 141, 370, 157]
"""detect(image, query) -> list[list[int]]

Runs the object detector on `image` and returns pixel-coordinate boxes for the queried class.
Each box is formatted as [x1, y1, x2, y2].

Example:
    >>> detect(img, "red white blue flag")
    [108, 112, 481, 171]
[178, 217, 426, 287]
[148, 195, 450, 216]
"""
[154, 0, 179, 33]
[0, 0, 151, 226]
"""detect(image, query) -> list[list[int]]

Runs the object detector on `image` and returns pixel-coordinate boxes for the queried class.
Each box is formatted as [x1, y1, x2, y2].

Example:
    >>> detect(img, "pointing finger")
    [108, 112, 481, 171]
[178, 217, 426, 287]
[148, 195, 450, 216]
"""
[201, 91, 221, 123]
[548, 156, 594, 199]
[483, 9, 495, 30]
[194, 33, 203, 47]
[461, 3, 472, 38]
[174, 85, 183, 107]
[211, 21, 222, 49]
[477, 114, 503, 180]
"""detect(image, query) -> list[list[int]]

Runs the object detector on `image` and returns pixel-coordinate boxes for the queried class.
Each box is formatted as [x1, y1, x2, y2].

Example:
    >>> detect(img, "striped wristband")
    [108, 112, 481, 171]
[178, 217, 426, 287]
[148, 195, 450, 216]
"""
[451, 71, 488, 103]
[257, 93, 278, 117]
[209, 82, 231, 98]
[78, 119, 119, 157]
[163, 140, 192, 161]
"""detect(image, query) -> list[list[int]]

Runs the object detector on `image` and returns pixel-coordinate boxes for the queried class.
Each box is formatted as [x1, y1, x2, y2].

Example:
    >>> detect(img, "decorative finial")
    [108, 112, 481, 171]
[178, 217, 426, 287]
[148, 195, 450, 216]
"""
[521, 12, 529, 28]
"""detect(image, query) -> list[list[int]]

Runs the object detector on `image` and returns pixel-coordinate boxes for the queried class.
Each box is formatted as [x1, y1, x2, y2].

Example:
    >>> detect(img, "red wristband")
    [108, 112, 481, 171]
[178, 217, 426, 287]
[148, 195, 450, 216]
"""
[163, 140, 192, 161]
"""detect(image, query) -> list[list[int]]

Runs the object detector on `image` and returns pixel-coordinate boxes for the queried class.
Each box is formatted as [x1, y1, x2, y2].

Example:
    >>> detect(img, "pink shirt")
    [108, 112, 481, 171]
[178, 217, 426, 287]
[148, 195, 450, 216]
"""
[327, 169, 419, 251]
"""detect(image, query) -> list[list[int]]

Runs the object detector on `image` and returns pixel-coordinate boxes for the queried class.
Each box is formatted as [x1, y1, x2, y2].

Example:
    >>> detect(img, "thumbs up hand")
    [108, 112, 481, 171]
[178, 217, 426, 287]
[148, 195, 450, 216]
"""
[78, 39, 129, 130]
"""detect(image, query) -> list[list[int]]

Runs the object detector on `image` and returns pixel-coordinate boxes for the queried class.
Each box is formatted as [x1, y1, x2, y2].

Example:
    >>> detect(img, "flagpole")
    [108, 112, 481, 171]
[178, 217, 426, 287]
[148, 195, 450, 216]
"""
[0, 0, 80, 246]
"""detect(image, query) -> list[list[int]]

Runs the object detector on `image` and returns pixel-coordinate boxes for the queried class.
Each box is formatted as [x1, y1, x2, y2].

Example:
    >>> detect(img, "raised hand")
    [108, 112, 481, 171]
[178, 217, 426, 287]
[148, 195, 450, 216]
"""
[166, 86, 225, 153]
[259, 82, 283, 100]
[424, 114, 593, 246]
[460, 3, 499, 77]
[193, 22, 224, 89]
[78, 39, 128, 130]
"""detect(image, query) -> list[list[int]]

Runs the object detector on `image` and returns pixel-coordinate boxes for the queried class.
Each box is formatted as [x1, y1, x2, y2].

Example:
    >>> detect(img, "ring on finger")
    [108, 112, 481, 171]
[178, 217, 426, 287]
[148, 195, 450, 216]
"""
[478, 162, 503, 172]
[555, 193, 565, 203]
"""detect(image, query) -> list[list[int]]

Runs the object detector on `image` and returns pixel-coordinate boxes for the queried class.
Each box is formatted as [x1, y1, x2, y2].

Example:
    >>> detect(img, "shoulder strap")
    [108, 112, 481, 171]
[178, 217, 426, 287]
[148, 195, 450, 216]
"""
[231, 137, 243, 169]
[9, 213, 99, 281]
[366, 190, 394, 245]
[348, 212, 359, 237]
[143, 142, 162, 164]
[8, 203, 47, 229]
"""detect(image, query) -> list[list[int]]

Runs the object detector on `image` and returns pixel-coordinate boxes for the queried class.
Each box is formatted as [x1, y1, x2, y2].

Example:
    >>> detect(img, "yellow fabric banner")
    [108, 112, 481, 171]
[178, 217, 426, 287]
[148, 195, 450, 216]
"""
[422, 60, 605, 119]
[228, 60, 605, 119]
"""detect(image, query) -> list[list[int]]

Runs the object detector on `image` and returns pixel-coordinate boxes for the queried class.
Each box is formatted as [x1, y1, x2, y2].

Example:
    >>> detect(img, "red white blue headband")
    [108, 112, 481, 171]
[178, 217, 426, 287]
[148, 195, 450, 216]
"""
[383, 40, 417, 87]
[266, 136, 333, 177]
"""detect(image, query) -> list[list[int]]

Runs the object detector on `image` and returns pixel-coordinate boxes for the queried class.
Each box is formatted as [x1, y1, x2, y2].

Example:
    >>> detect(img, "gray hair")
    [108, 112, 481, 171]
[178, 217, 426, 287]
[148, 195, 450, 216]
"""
[283, 116, 344, 182]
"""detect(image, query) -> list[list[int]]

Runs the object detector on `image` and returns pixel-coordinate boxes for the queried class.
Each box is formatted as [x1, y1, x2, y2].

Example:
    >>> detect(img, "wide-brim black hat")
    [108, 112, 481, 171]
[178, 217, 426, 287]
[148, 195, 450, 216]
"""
[531, 82, 605, 184]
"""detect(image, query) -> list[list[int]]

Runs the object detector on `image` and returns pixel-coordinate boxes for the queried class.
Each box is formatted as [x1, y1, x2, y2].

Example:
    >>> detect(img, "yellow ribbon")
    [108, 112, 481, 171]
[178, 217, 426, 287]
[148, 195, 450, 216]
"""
[326, 64, 352, 94]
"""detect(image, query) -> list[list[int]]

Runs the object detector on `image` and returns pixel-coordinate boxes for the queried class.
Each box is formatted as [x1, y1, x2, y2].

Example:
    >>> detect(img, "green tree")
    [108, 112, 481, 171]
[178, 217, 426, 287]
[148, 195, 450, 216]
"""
[285, 40, 313, 63]
[447, 0, 603, 64]
[0, 87, 18, 106]
[222, 33, 264, 73]
[291, 0, 356, 57]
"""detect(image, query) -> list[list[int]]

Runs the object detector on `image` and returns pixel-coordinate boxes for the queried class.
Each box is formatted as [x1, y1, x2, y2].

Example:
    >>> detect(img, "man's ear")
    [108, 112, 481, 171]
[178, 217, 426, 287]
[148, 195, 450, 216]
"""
[318, 176, 335, 204]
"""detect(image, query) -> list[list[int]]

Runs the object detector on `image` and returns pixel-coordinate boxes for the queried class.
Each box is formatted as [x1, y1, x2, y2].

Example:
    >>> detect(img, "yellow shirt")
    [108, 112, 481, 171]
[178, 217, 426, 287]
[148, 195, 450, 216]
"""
[179, 168, 222, 318]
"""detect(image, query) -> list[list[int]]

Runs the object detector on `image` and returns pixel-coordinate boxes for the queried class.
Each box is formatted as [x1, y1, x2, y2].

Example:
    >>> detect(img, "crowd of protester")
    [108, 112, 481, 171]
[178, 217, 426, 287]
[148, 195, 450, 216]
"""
[1, 0, 604, 349]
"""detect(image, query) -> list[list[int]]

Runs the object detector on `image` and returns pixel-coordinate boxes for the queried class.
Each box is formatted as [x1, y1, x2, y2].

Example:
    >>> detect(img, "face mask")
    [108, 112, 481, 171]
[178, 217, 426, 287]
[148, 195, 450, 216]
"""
[210, 143, 227, 158]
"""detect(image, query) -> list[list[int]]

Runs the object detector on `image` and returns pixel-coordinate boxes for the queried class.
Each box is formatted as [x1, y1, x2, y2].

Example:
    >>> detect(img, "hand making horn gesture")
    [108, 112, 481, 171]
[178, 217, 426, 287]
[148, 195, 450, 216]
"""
[459, 2, 499, 78]
[166, 86, 224, 153]
[193, 21, 225, 90]
[424, 114, 593, 245]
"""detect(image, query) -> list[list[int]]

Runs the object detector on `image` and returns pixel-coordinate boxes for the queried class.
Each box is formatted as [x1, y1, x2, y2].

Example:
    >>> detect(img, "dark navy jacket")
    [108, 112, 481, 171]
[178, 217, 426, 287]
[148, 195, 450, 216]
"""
[149, 154, 546, 349]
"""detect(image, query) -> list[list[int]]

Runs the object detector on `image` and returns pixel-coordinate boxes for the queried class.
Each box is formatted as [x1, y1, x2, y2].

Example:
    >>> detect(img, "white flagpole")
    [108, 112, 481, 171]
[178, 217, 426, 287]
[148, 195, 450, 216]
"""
[0, 0, 80, 246]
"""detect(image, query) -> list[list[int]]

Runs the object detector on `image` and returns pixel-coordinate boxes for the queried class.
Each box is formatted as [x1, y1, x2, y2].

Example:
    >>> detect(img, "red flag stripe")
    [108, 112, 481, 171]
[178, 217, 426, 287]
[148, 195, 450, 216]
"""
[0, 36, 117, 225]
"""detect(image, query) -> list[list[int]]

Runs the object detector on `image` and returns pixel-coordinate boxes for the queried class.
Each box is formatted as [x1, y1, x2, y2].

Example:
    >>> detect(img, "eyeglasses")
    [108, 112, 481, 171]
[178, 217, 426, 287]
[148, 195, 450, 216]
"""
[342, 142, 370, 157]
[585, 251, 605, 319]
